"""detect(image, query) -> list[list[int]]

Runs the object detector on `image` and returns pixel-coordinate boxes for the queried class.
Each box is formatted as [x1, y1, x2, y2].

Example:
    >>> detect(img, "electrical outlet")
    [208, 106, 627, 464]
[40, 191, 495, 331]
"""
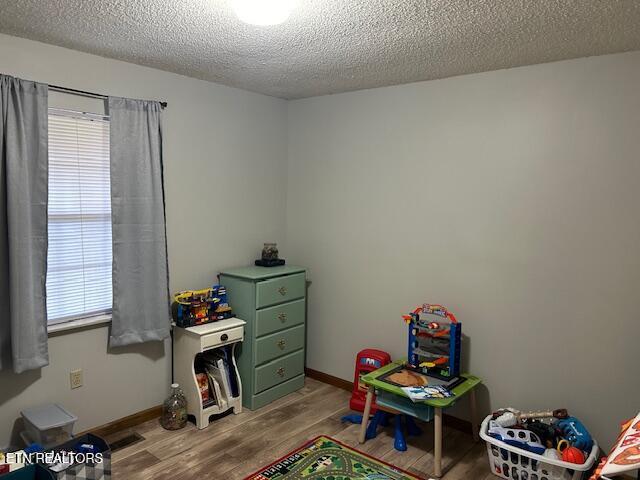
[70, 369, 83, 389]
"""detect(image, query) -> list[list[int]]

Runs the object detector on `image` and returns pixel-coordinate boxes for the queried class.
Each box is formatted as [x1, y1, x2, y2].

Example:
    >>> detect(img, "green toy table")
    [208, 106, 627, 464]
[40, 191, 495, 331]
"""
[358, 361, 482, 478]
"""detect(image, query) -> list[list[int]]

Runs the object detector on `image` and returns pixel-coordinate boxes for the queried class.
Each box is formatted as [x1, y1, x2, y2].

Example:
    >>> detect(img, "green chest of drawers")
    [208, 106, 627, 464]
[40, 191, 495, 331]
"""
[220, 266, 306, 410]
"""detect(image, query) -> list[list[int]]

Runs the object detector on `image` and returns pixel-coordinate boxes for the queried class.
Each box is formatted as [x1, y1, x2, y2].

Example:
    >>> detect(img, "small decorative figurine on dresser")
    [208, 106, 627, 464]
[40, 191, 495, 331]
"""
[255, 242, 286, 267]
[171, 284, 235, 327]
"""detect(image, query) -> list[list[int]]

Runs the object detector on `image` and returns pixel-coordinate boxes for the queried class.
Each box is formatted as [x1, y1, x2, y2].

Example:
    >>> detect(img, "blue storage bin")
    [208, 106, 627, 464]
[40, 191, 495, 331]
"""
[1, 464, 55, 480]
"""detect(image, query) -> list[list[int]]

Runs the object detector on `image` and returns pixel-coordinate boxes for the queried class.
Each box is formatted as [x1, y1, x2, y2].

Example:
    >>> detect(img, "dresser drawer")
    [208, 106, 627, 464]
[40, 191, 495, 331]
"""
[254, 349, 304, 393]
[256, 273, 305, 309]
[255, 324, 305, 365]
[255, 299, 305, 337]
[250, 375, 305, 410]
[201, 326, 244, 350]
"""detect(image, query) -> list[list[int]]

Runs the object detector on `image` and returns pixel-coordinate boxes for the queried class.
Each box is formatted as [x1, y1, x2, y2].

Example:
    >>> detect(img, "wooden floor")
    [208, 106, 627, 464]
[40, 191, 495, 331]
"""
[109, 378, 495, 479]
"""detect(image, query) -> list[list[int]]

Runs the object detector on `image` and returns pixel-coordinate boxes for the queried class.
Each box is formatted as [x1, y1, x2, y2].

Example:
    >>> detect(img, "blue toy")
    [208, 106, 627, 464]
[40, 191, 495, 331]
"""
[404, 304, 462, 380]
[341, 414, 364, 425]
[23, 443, 45, 454]
[555, 417, 594, 452]
[75, 442, 100, 454]
[366, 411, 422, 452]
[488, 420, 546, 455]
[342, 411, 423, 452]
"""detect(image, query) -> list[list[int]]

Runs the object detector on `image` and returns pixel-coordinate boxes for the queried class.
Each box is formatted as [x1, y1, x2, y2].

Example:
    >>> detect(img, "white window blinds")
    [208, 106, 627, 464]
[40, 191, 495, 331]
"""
[46, 109, 113, 324]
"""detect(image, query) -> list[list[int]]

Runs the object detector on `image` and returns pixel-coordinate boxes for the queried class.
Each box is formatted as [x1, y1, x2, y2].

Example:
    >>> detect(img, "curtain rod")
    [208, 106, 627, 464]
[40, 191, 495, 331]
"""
[49, 84, 168, 109]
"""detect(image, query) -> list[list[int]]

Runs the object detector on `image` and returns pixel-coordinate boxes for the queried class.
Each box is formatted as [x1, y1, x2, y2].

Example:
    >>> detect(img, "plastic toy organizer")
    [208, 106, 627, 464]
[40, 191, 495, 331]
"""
[480, 416, 599, 480]
[20, 404, 77, 449]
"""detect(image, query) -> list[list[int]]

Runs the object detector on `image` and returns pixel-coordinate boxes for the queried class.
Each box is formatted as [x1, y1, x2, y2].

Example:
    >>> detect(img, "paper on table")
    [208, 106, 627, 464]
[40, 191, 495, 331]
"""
[401, 385, 455, 402]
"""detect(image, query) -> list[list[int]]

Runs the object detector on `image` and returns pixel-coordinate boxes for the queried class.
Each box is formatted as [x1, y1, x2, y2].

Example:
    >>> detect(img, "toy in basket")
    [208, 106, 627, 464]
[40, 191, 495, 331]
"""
[481, 408, 599, 480]
[403, 303, 461, 380]
[171, 285, 235, 328]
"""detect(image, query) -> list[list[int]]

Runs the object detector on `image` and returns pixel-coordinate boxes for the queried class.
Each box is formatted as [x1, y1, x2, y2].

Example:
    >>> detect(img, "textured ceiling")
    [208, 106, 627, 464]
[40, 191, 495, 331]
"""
[1, 1, 640, 99]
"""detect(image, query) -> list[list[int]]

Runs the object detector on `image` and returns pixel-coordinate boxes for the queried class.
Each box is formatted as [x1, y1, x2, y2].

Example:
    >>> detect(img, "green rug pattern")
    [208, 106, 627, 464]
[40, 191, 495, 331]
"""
[246, 435, 422, 480]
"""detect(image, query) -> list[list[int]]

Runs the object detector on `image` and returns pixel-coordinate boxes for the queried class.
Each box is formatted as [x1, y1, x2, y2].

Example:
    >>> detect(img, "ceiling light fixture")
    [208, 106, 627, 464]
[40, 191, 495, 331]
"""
[231, 0, 297, 26]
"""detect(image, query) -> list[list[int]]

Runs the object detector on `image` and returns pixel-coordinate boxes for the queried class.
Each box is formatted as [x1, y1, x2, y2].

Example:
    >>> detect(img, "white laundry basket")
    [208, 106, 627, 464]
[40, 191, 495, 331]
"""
[480, 415, 599, 480]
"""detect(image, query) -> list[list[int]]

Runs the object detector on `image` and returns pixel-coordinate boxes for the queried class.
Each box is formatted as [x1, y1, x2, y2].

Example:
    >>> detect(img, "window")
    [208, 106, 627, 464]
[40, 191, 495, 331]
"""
[46, 109, 112, 325]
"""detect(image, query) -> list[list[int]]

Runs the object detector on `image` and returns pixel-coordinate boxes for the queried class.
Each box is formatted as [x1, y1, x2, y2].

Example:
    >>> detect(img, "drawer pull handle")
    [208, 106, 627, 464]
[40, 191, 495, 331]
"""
[278, 286, 287, 296]
[277, 339, 286, 350]
[277, 313, 287, 322]
[220, 333, 228, 342]
[277, 367, 285, 377]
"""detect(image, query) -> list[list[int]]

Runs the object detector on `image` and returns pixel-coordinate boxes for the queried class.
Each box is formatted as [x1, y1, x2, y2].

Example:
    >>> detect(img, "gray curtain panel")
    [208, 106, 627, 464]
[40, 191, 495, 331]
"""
[0, 74, 49, 373]
[108, 97, 170, 347]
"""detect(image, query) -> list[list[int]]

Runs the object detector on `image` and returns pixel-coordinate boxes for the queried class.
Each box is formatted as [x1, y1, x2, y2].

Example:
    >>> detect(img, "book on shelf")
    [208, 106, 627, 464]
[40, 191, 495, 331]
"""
[205, 347, 240, 398]
[205, 371, 227, 409]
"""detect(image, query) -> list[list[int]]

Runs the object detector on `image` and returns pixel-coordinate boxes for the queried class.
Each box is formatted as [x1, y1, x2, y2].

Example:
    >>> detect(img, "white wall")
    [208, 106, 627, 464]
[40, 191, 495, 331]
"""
[286, 51, 640, 449]
[2, 31, 639, 452]
[0, 34, 287, 448]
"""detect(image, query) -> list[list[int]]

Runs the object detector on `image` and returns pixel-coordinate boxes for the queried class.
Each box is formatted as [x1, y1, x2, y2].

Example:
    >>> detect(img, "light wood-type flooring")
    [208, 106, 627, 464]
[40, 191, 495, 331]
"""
[108, 378, 495, 479]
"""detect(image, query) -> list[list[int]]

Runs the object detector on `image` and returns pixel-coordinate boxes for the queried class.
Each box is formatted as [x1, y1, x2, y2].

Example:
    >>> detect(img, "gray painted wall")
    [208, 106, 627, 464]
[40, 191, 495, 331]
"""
[0, 34, 287, 448]
[286, 51, 640, 449]
[2, 32, 638, 452]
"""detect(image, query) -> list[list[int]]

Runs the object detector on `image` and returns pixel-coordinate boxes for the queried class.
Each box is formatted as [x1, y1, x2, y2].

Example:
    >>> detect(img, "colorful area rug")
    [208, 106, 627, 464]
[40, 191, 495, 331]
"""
[245, 435, 423, 480]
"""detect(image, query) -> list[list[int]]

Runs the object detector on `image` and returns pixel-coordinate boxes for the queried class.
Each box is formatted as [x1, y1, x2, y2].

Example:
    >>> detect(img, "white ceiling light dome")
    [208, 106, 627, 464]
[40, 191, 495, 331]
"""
[231, 0, 298, 26]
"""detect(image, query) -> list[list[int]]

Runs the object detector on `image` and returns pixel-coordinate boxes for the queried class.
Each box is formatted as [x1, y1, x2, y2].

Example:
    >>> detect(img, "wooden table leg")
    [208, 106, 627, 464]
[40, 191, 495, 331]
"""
[470, 387, 479, 442]
[358, 385, 375, 444]
[434, 407, 443, 478]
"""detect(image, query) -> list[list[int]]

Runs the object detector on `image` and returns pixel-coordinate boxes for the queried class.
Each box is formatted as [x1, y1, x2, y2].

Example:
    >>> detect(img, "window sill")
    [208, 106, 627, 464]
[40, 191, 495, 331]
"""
[48, 314, 112, 336]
